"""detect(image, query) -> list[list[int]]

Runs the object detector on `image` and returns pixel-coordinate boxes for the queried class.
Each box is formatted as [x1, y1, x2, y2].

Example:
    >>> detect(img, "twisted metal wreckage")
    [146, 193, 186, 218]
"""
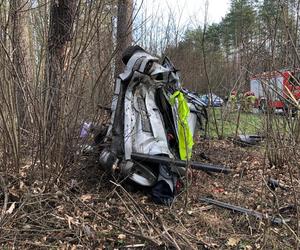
[82, 46, 290, 223]
[89, 45, 229, 205]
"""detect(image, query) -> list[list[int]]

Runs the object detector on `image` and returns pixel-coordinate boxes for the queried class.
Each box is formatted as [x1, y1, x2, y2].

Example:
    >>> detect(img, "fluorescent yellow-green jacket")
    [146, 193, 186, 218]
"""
[169, 91, 194, 160]
[247, 95, 256, 105]
[229, 95, 237, 103]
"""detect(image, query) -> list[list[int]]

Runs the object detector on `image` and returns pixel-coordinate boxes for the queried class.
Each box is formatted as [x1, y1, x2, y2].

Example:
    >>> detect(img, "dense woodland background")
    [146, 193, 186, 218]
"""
[0, 0, 299, 173]
[166, 0, 300, 94]
[0, 0, 300, 248]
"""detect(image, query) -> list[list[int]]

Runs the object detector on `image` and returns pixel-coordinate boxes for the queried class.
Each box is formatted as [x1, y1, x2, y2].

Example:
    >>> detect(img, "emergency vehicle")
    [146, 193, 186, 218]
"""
[250, 69, 300, 111]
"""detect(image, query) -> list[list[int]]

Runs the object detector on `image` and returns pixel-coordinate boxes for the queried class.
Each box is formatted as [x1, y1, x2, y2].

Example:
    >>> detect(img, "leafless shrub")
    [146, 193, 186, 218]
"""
[0, 1, 116, 182]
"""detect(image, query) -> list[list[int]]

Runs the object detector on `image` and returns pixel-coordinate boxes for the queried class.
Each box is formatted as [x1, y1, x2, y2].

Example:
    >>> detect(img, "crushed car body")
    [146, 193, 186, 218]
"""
[95, 46, 228, 204]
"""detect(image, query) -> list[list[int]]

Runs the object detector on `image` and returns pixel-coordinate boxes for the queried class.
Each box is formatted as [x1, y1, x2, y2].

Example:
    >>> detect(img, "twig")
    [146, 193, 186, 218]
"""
[67, 192, 162, 246]
[113, 189, 145, 235]
[158, 216, 181, 250]
[110, 180, 161, 235]
[0, 175, 8, 222]
[123, 243, 145, 248]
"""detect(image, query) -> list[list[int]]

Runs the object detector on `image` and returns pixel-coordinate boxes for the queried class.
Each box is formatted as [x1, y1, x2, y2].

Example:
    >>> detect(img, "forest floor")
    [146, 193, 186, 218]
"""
[0, 137, 299, 249]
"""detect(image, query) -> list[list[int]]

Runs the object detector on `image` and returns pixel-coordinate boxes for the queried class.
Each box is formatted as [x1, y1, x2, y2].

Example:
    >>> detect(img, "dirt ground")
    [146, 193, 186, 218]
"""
[0, 138, 299, 249]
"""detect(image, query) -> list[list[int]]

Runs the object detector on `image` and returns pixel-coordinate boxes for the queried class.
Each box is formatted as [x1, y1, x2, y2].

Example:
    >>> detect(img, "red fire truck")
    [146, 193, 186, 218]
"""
[250, 69, 300, 111]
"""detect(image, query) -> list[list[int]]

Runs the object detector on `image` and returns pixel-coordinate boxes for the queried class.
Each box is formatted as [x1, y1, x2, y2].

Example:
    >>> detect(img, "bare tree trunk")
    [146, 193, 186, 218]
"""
[10, 0, 33, 127]
[109, 0, 133, 158]
[45, 0, 77, 136]
[115, 0, 133, 77]
[0, 1, 21, 171]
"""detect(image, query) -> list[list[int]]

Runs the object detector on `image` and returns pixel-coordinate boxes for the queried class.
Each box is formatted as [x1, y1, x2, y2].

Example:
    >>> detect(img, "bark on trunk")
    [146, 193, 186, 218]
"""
[45, 0, 77, 135]
[10, 0, 33, 127]
[115, 0, 133, 77]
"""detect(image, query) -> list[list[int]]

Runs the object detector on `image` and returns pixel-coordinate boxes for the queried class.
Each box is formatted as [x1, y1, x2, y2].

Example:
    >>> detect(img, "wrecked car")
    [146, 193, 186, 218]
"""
[92, 46, 228, 205]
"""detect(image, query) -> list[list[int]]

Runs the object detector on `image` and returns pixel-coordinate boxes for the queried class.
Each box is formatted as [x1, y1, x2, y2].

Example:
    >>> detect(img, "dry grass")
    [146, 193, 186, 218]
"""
[0, 138, 299, 249]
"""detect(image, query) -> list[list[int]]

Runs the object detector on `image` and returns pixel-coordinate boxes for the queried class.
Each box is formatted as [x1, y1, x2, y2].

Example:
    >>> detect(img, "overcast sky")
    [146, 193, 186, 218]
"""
[137, 0, 231, 27]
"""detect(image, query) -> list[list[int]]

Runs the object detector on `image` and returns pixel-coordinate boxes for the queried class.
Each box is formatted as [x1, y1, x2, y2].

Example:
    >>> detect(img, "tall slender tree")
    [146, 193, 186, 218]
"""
[115, 0, 133, 77]
[45, 0, 77, 135]
[10, 0, 33, 127]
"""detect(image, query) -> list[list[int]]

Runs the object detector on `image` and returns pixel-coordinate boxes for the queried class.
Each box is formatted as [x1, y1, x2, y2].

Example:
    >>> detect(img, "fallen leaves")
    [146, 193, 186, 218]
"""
[80, 194, 92, 202]
[117, 233, 126, 240]
[0, 139, 297, 249]
[5, 202, 15, 214]
[226, 237, 240, 247]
